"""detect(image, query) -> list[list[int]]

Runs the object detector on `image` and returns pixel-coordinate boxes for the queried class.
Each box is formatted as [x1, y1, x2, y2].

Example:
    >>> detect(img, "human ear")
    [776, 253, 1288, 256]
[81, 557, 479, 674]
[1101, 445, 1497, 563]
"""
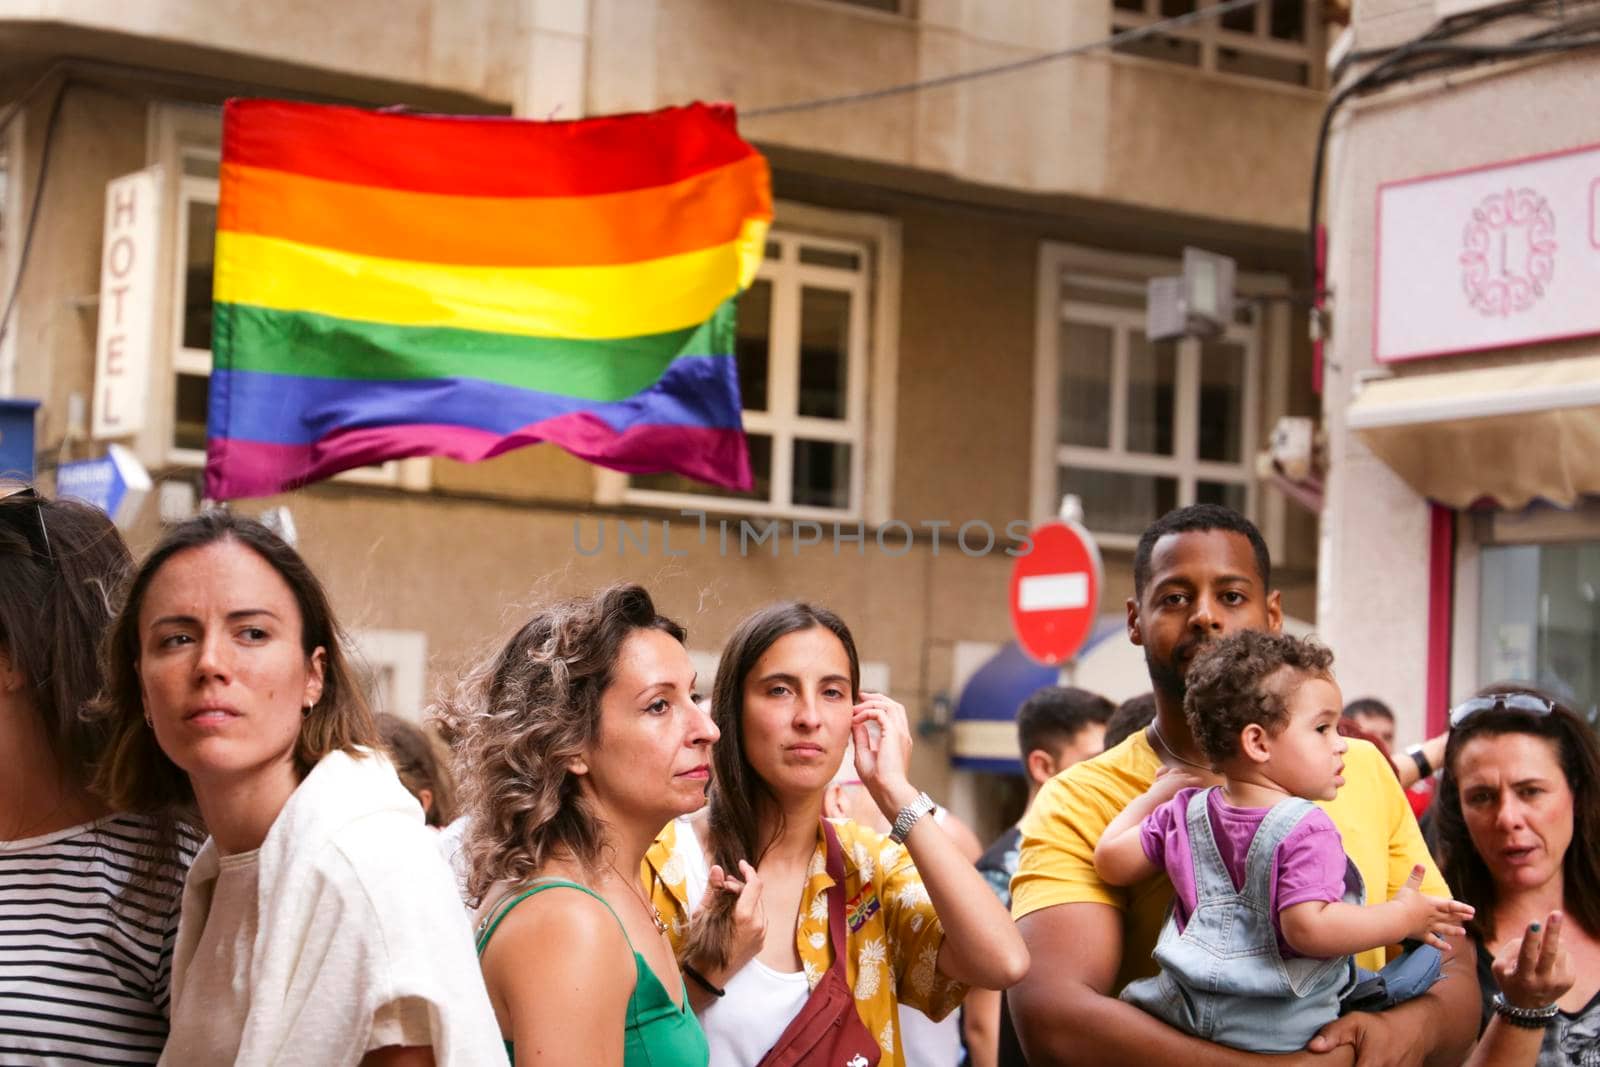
[1126, 597, 1143, 647]
[302, 647, 327, 709]
[1240, 723, 1272, 764]
[1265, 590, 1284, 634]
[416, 788, 434, 818]
[1025, 749, 1056, 787]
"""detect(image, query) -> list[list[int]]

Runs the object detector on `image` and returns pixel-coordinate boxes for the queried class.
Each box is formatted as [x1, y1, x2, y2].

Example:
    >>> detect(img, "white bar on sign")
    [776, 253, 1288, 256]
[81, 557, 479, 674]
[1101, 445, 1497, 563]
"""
[1019, 573, 1088, 612]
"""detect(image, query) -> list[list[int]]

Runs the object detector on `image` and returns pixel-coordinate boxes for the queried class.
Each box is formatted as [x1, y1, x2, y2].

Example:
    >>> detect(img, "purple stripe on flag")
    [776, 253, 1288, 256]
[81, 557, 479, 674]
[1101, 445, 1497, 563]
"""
[205, 417, 752, 500]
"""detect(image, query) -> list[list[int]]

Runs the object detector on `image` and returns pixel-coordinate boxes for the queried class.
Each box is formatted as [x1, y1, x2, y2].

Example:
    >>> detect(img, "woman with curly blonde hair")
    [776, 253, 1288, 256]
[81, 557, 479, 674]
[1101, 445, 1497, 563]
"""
[445, 583, 717, 1067]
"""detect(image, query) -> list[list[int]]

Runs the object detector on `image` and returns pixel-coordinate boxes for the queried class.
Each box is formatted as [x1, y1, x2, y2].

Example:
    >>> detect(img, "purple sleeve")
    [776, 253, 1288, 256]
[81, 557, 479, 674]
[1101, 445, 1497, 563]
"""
[1274, 808, 1350, 912]
[1138, 788, 1195, 869]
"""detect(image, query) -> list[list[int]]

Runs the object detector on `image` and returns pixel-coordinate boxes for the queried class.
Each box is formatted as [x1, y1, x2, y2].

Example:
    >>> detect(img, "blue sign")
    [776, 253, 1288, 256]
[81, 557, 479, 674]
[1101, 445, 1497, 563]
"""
[55, 444, 150, 527]
[0, 398, 41, 480]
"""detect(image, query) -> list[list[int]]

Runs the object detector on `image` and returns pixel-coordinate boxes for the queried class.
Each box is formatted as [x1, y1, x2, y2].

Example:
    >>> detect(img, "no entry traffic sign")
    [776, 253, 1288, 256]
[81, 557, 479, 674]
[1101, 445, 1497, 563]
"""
[1009, 519, 1103, 665]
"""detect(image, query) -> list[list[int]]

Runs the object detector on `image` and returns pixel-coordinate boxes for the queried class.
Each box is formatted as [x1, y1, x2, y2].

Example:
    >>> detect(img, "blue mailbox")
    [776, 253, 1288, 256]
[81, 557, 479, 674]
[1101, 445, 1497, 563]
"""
[0, 398, 41, 481]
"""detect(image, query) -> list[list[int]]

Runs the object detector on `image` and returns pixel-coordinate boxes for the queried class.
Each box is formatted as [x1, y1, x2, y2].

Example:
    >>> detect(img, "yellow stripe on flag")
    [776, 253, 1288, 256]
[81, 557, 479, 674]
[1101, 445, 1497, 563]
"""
[214, 220, 769, 341]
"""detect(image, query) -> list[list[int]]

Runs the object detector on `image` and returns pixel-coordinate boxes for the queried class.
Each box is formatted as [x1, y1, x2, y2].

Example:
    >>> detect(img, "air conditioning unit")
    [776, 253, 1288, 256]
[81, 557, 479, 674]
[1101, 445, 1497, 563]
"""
[1146, 247, 1236, 342]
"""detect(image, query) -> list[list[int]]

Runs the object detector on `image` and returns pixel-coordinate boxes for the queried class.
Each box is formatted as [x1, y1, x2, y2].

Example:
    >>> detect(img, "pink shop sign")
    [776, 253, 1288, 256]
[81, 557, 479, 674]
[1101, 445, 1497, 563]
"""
[1374, 140, 1600, 363]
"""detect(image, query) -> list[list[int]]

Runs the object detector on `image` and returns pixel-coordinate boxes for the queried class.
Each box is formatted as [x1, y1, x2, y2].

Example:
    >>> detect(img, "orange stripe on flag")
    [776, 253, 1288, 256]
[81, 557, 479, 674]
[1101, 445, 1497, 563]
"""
[218, 155, 772, 268]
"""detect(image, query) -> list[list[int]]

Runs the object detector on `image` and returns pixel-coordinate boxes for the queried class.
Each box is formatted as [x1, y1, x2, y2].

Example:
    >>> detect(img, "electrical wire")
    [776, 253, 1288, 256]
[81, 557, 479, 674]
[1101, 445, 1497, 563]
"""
[0, 80, 67, 351]
[0, 56, 486, 358]
[1307, 1, 1600, 296]
[745, 0, 1270, 118]
[0, 60, 70, 140]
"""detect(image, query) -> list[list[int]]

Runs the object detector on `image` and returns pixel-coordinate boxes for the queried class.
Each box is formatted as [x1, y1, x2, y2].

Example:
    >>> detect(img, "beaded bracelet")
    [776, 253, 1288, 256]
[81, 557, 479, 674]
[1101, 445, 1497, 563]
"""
[1493, 993, 1559, 1029]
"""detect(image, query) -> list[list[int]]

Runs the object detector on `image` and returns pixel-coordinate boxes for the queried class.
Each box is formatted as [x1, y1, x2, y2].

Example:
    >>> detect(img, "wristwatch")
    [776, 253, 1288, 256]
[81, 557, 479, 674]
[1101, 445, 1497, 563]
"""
[889, 791, 936, 844]
[1405, 743, 1433, 780]
[1492, 993, 1560, 1029]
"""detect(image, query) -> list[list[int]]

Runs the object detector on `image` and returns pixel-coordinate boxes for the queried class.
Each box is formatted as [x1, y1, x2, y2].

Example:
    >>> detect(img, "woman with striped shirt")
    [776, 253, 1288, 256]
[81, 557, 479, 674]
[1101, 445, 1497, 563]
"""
[0, 489, 196, 1065]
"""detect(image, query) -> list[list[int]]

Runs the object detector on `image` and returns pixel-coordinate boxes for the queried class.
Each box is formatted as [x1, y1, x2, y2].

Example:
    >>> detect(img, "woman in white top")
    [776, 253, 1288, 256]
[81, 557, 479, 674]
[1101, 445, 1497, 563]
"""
[0, 490, 195, 1064]
[94, 511, 502, 1067]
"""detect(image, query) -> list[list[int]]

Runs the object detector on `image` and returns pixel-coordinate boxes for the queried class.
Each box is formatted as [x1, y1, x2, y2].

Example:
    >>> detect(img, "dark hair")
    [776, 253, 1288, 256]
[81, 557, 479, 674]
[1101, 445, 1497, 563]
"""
[686, 601, 859, 969]
[439, 583, 686, 903]
[378, 713, 456, 827]
[1133, 504, 1271, 599]
[1017, 686, 1113, 759]
[1105, 692, 1158, 749]
[1184, 631, 1335, 766]
[92, 510, 377, 866]
[0, 491, 131, 790]
[1434, 683, 1600, 943]
[1342, 697, 1395, 723]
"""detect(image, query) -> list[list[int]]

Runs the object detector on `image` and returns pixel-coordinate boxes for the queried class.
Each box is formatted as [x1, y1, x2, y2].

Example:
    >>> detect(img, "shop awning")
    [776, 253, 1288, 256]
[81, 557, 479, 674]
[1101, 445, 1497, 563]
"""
[1346, 355, 1600, 509]
[950, 619, 1128, 773]
[951, 641, 1061, 773]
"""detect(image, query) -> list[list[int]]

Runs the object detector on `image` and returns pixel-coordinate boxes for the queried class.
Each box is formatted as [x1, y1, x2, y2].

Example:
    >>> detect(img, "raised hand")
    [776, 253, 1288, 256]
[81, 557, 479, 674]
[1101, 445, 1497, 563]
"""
[706, 859, 767, 973]
[1392, 864, 1474, 950]
[1493, 911, 1575, 1011]
[850, 691, 919, 818]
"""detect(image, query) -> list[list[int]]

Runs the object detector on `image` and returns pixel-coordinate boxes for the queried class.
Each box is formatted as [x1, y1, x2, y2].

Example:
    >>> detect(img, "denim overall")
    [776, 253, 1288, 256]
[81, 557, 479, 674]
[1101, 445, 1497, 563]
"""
[1120, 789, 1363, 1053]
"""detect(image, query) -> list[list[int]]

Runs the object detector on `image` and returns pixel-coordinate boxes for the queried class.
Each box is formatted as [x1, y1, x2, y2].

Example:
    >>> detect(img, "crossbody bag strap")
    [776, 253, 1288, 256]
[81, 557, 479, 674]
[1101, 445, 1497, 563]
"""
[821, 819, 849, 955]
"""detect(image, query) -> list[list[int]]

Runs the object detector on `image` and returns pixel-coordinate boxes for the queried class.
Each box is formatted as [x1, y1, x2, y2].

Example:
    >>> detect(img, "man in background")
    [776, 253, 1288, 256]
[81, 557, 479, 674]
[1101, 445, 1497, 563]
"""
[1341, 696, 1396, 749]
[965, 686, 1114, 1067]
[1103, 692, 1156, 751]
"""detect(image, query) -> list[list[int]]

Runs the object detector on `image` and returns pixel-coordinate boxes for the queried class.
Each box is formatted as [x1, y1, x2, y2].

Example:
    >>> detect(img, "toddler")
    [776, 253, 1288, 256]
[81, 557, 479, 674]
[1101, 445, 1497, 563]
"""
[1093, 631, 1472, 1053]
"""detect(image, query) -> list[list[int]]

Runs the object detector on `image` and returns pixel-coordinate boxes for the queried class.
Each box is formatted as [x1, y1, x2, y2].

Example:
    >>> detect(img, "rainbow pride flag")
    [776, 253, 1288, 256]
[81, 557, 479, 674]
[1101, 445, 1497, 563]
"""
[205, 99, 771, 500]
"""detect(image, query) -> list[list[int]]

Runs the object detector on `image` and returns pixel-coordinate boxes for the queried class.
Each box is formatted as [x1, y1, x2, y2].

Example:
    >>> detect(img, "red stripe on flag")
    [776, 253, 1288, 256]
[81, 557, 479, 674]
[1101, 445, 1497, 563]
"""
[223, 98, 757, 198]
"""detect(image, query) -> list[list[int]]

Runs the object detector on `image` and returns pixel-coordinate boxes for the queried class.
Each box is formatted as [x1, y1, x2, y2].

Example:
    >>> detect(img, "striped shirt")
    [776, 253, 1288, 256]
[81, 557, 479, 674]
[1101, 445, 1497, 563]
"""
[0, 814, 197, 1065]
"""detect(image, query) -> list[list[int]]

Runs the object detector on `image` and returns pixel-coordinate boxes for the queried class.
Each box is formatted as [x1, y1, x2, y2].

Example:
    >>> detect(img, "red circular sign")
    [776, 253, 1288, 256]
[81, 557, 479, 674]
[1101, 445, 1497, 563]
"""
[1009, 520, 1104, 666]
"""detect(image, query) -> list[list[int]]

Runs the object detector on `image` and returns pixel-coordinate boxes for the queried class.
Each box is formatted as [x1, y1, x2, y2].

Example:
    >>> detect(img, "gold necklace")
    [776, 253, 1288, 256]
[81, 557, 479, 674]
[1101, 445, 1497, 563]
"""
[615, 865, 669, 935]
[1148, 721, 1212, 773]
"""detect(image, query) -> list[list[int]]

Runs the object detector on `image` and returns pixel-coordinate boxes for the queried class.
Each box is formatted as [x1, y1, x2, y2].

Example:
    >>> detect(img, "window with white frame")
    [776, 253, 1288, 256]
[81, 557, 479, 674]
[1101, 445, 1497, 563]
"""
[154, 105, 426, 488]
[1038, 257, 1260, 548]
[349, 629, 429, 722]
[614, 212, 894, 521]
[1110, 0, 1324, 89]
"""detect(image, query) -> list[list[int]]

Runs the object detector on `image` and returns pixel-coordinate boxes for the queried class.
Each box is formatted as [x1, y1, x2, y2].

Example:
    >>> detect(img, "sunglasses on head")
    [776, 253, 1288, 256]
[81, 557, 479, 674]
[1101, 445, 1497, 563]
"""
[0, 485, 52, 563]
[1448, 692, 1556, 729]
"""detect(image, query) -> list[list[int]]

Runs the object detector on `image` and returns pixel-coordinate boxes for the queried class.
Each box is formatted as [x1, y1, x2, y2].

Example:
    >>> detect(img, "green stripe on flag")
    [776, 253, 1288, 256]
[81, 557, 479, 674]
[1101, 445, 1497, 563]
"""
[214, 299, 735, 402]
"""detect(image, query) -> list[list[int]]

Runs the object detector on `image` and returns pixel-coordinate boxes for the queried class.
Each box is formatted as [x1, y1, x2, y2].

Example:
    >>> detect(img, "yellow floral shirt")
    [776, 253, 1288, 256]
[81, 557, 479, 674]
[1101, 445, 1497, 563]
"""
[644, 817, 967, 1067]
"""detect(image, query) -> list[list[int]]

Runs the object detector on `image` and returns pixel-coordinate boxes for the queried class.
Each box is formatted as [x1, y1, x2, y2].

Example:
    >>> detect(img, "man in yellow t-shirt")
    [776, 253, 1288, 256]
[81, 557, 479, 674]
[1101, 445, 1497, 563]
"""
[1006, 505, 1480, 1067]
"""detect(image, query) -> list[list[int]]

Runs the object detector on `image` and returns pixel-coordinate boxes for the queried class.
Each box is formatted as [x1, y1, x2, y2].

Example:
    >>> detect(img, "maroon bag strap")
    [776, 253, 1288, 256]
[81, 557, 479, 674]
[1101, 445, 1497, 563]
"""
[753, 819, 881, 1067]
[822, 818, 849, 957]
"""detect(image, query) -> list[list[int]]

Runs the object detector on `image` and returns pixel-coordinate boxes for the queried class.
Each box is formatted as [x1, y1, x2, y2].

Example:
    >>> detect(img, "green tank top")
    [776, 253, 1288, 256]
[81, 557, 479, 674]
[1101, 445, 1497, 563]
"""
[475, 878, 709, 1067]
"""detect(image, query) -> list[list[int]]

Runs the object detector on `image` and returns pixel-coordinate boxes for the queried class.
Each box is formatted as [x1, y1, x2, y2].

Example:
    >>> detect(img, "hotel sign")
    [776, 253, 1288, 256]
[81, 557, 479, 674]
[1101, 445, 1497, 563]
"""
[1375, 141, 1600, 363]
[92, 167, 162, 438]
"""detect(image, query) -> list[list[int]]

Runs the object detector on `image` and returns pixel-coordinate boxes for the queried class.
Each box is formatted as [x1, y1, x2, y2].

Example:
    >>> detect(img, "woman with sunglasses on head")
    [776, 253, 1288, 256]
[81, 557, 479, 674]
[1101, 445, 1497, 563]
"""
[0, 490, 199, 1064]
[645, 602, 1028, 1067]
[444, 584, 717, 1067]
[93, 511, 502, 1066]
[1435, 685, 1599, 1066]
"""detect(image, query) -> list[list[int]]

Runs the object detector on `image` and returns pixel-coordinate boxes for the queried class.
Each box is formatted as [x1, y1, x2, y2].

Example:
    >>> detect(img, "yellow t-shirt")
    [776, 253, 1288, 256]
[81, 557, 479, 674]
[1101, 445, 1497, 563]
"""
[1011, 730, 1449, 992]
[644, 818, 967, 1067]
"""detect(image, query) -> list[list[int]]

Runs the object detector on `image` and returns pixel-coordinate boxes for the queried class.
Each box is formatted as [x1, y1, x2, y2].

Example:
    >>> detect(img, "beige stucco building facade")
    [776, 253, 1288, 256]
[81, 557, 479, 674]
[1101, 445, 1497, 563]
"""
[1319, 0, 1600, 746]
[1, 0, 1330, 836]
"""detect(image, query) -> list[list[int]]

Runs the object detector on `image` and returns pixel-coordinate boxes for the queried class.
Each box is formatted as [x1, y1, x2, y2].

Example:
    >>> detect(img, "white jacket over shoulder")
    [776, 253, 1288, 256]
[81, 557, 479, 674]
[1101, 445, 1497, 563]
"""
[163, 749, 504, 1066]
